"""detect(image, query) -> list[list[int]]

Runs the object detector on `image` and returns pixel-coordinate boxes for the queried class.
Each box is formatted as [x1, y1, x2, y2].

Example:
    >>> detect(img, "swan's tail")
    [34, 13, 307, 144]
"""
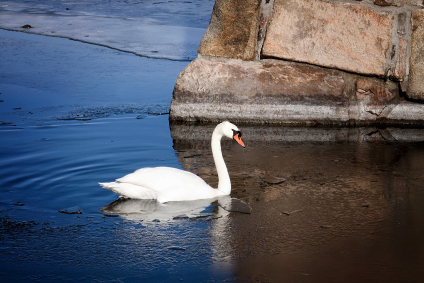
[99, 182, 157, 200]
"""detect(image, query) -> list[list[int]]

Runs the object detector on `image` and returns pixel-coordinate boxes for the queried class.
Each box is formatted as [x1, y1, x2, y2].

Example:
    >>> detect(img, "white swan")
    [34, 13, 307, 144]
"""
[99, 121, 245, 203]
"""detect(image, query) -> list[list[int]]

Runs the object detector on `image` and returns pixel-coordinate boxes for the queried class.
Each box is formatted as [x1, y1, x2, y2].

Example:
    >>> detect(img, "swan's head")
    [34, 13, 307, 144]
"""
[218, 121, 245, 148]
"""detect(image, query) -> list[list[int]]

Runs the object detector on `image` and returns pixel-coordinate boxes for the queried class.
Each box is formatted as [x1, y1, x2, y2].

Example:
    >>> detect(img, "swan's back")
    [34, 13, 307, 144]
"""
[100, 167, 223, 203]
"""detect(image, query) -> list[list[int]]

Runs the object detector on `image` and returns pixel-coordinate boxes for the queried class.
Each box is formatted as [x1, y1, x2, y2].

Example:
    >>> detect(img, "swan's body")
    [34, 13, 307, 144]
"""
[99, 121, 245, 203]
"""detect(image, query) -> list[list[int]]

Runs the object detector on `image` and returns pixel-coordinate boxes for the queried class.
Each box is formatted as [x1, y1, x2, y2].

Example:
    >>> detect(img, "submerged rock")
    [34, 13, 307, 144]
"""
[167, 246, 186, 251]
[218, 197, 252, 214]
[59, 206, 83, 215]
[173, 214, 190, 220]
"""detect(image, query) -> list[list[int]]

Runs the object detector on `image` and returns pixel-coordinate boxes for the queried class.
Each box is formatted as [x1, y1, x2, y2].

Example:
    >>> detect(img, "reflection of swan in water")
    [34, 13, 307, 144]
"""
[99, 121, 245, 203]
[100, 198, 218, 221]
[100, 196, 252, 221]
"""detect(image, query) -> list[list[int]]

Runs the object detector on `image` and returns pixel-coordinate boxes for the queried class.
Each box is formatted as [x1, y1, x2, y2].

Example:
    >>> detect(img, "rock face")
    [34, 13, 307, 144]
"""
[197, 0, 261, 61]
[408, 10, 424, 100]
[171, 0, 424, 124]
[393, 39, 407, 80]
[379, 0, 424, 6]
[262, 0, 394, 76]
[170, 57, 422, 125]
[173, 57, 347, 105]
[355, 79, 398, 121]
[171, 57, 350, 124]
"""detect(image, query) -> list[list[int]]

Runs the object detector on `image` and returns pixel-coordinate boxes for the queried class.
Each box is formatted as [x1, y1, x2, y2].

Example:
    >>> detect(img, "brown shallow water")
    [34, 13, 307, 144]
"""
[172, 124, 424, 282]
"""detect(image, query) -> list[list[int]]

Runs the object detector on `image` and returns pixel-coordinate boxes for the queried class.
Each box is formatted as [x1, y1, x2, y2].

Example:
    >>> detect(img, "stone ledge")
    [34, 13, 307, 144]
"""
[170, 57, 424, 125]
[170, 100, 424, 125]
[170, 101, 350, 125]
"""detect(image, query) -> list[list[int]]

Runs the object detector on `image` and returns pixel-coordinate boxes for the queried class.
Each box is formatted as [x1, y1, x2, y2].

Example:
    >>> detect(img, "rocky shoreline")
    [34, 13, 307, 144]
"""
[170, 0, 424, 125]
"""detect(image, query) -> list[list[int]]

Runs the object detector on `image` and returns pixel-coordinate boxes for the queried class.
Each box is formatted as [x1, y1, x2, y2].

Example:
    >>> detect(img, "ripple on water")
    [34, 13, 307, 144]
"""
[55, 104, 171, 121]
[0, 115, 175, 210]
[0, 115, 235, 281]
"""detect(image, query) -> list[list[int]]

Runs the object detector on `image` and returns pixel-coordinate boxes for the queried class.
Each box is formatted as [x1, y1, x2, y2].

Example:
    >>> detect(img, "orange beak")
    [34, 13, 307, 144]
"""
[233, 133, 245, 148]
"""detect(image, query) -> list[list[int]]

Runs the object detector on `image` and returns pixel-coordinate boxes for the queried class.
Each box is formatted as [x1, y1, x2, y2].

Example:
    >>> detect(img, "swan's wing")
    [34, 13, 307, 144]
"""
[117, 167, 210, 191]
[99, 182, 157, 199]
[115, 167, 218, 202]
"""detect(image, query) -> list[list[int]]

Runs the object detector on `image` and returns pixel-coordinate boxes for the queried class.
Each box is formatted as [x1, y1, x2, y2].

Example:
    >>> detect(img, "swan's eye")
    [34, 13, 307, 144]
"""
[232, 129, 242, 138]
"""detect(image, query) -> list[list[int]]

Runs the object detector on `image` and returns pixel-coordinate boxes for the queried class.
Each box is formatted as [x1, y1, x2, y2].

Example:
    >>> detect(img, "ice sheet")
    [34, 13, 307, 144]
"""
[0, 0, 212, 60]
[0, 29, 189, 123]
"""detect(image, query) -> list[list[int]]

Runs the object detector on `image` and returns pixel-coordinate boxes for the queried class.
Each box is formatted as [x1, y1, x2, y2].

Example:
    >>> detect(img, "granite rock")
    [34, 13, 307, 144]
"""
[198, 0, 261, 61]
[172, 57, 347, 106]
[169, 57, 424, 125]
[171, 57, 351, 124]
[262, 0, 394, 76]
[392, 39, 407, 80]
[355, 79, 398, 121]
[408, 10, 424, 100]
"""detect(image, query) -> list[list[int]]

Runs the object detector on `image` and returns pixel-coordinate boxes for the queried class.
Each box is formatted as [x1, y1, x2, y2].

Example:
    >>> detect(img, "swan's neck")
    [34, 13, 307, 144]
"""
[211, 129, 231, 195]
